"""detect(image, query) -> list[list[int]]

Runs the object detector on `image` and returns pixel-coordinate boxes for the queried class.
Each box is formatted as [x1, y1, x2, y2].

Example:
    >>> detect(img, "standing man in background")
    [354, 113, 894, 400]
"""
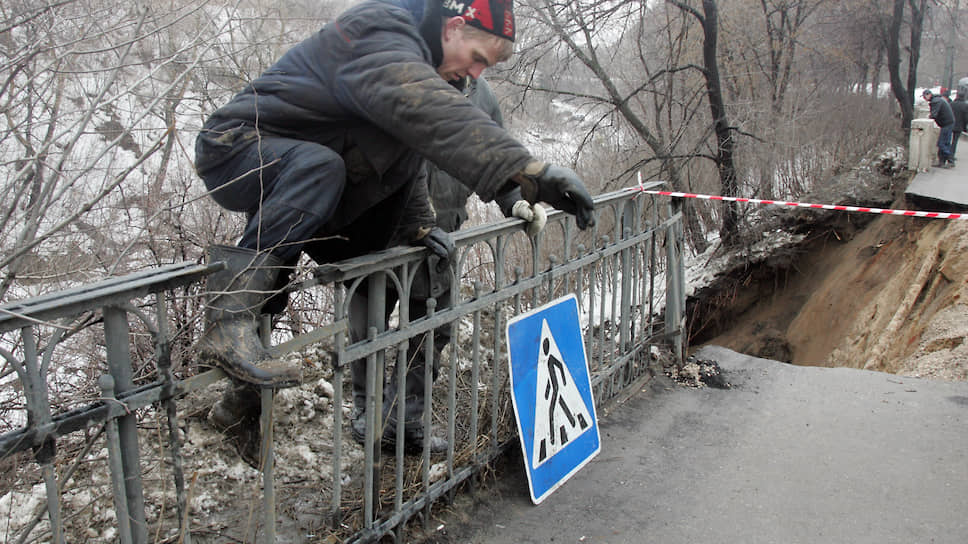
[924, 89, 955, 168]
[950, 89, 968, 160]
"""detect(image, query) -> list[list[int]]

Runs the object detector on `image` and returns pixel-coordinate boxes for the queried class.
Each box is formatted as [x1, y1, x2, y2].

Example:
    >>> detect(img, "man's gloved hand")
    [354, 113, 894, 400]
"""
[416, 226, 456, 273]
[511, 200, 548, 237]
[512, 161, 596, 229]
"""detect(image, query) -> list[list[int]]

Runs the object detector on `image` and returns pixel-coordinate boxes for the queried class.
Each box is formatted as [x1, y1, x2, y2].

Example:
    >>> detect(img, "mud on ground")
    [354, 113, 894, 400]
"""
[689, 149, 968, 381]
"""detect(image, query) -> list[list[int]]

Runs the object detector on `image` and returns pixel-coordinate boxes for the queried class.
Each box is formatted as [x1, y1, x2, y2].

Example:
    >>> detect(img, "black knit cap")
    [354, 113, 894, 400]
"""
[441, 0, 515, 42]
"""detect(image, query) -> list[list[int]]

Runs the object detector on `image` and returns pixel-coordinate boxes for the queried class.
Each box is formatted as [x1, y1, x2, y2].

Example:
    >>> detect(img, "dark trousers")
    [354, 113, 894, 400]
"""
[938, 125, 954, 163]
[198, 137, 346, 263]
[952, 131, 962, 159]
[349, 263, 452, 429]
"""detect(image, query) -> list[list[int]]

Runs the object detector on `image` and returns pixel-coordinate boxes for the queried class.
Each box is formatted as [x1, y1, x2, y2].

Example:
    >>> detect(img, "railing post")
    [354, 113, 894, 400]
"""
[664, 212, 686, 363]
[469, 281, 482, 463]
[261, 387, 276, 543]
[331, 287, 346, 528]
[99, 374, 134, 544]
[21, 327, 65, 544]
[620, 227, 633, 354]
[422, 297, 436, 529]
[256, 311, 278, 543]
[363, 272, 387, 526]
[103, 305, 148, 544]
[620, 200, 640, 356]
[490, 238, 507, 453]
[155, 294, 191, 544]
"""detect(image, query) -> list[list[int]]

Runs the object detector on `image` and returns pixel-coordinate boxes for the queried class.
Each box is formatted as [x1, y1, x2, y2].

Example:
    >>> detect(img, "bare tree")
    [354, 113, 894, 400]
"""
[814, 0, 889, 97]
[887, 0, 930, 133]
[1, 1, 207, 299]
[502, 0, 715, 251]
[668, 0, 741, 246]
[0, 0, 343, 303]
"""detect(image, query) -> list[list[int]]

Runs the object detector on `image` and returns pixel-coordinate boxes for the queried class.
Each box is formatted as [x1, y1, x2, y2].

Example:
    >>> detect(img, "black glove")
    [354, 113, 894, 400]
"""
[513, 162, 596, 229]
[416, 226, 455, 273]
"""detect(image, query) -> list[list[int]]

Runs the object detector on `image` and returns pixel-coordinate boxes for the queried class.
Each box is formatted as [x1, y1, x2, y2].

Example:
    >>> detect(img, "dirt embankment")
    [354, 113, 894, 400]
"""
[688, 163, 968, 381]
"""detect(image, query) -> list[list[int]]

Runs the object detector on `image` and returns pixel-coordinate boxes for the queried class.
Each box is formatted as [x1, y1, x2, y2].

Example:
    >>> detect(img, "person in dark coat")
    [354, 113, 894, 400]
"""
[193, 0, 595, 464]
[347, 75, 544, 453]
[950, 90, 968, 160]
[924, 89, 955, 167]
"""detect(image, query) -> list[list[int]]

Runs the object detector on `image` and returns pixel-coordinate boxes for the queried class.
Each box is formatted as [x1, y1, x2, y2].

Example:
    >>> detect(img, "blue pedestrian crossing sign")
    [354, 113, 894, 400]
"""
[506, 294, 600, 504]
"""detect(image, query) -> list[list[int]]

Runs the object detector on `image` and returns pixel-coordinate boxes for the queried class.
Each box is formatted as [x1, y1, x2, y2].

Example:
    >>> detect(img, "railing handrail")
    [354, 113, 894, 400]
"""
[0, 183, 683, 544]
[0, 261, 219, 333]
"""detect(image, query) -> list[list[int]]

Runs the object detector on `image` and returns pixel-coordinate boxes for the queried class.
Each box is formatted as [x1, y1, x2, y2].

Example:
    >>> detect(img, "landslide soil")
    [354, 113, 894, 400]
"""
[689, 169, 968, 381]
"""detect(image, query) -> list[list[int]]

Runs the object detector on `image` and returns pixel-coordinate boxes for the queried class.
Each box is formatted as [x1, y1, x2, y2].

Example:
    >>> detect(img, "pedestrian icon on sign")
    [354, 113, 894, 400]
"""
[507, 294, 600, 504]
[533, 319, 592, 467]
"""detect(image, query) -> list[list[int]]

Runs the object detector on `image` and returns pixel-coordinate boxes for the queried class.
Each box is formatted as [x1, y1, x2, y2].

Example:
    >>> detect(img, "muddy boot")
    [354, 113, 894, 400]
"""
[382, 422, 449, 455]
[382, 376, 448, 455]
[406, 427, 448, 455]
[350, 406, 367, 446]
[232, 413, 263, 469]
[209, 382, 259, 430]
[196, 245, 302, 387]
[209, 382, 264, 468]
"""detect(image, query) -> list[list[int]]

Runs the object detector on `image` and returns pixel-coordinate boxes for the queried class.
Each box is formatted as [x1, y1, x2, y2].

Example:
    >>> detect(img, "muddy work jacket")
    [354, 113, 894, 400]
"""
[196, 0, 533, 240]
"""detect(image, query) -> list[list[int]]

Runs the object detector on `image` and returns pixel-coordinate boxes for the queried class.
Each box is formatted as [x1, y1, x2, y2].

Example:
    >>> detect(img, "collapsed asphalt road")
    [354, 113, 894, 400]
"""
[431, 345, 968, 544]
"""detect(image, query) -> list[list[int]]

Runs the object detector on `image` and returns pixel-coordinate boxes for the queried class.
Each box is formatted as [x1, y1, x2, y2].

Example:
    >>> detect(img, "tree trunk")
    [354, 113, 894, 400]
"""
[886, 0, 928, 135]
[886, 0, 912, 133]
[700, 0, 740, 246]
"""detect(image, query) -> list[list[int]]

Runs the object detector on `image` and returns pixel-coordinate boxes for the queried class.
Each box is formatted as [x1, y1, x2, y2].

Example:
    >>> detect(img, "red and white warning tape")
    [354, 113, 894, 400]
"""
[627, 184, 967, 220]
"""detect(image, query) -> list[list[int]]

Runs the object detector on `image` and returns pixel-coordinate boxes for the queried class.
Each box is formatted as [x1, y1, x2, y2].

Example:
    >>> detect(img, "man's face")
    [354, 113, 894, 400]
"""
[438, 18, 502, 81]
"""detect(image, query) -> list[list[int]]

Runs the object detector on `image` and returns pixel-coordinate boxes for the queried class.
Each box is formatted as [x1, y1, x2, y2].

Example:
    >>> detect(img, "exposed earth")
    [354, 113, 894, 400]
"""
[687, 147, 968, 382]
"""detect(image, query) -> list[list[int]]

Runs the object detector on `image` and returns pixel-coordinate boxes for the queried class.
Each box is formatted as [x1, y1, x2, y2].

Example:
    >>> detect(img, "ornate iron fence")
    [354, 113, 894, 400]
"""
[0, 185, 684, 543]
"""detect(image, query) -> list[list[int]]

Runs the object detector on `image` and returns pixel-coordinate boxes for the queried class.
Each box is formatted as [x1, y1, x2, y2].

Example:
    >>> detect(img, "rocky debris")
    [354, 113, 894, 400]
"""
[667, 356, 730, 389]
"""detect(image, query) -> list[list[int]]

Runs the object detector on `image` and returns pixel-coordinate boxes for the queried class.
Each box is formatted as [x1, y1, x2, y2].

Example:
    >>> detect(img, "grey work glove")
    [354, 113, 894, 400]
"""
[511, 200, 548, 237]
[415, 226, 455, 273]
[513, 161, 596, 229]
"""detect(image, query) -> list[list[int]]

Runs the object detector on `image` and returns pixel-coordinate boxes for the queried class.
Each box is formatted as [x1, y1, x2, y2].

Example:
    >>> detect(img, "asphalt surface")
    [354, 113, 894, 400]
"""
[435, 345, 968, 544]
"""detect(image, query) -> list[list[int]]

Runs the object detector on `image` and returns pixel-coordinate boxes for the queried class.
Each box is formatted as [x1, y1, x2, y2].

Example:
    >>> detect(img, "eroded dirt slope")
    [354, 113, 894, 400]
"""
[699, 206, 968, 381]
[689, 149, 968, 381]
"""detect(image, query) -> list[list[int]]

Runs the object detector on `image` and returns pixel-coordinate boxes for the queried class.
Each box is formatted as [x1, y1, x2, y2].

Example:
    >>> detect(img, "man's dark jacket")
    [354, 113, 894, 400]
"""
[428, 77, 519, 233]
[929, 95, 955, 128]
[951, 98, 968, 133]
[196, 0, 532, 242]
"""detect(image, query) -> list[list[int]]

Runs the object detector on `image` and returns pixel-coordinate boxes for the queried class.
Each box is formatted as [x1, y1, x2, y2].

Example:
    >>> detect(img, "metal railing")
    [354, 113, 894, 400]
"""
[0, 184, 684, 543]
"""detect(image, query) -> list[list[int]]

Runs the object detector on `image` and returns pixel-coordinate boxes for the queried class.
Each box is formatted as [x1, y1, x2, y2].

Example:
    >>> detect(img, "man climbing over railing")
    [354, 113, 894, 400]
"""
[193, 0, 595, 465]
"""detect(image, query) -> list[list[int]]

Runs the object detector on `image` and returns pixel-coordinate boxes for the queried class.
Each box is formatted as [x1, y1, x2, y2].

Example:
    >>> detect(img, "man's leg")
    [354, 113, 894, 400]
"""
[197, 138, 347, 380]
[197, 138, 346, 464]
[196, 245, 300, 386]
[303, 212, 402, 444]
[232, 140, 347, 262]
[209, 381, 262, 466]
[383, 262, 452, 453]
[346, 278, 400, 444]
[939, 126, 954, 166]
